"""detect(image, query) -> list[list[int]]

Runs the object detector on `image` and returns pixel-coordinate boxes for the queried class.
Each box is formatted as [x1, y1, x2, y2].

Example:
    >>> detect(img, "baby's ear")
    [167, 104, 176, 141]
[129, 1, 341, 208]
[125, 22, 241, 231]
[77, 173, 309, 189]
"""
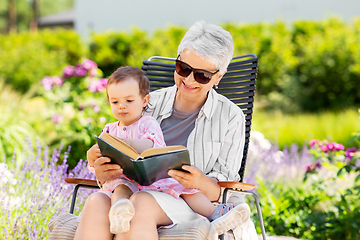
[143, 94, 150, 107]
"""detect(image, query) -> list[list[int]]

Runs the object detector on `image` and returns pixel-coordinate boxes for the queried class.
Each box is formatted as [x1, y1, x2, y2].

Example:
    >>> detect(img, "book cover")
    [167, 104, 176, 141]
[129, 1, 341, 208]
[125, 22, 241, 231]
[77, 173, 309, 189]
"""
[95, 133, 190, 186]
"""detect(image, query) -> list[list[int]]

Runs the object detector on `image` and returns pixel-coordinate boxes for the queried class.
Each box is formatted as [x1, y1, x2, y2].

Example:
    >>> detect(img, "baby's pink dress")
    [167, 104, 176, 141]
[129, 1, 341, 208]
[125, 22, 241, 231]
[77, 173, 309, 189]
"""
[88, 115, 199, 199]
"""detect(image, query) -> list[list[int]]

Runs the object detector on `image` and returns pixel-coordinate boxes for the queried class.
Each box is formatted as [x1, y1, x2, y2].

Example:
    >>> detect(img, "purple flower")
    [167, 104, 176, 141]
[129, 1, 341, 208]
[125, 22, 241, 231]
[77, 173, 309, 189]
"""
[304, 162, 313, 173]
[51, 114, 63, 125]
[41, 76, 53, 91]
[62, 65, 75, 79]
[80, 59, 97, 71]
[75, 66, 87, 77]
[304, 161, 322, 174]
[78, 104, 85, 111]
[314, 161, 322, 169]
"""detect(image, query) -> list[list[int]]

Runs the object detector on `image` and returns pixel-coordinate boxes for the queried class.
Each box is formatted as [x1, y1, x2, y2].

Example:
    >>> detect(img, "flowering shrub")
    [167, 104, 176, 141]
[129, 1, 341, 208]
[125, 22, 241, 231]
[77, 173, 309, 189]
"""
[0, 138, 96, 239]
[305, 139, 360, 181]
[245, 134, 360, 239]
[37, 59, 114, 167]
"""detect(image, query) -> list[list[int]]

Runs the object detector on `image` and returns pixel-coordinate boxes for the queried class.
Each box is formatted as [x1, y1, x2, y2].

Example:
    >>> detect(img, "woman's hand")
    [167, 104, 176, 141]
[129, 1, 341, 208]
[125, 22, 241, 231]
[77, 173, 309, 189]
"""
[168, 165, 204, 189]
[168, 165, 221, 201]
[94, 157, 123, 184]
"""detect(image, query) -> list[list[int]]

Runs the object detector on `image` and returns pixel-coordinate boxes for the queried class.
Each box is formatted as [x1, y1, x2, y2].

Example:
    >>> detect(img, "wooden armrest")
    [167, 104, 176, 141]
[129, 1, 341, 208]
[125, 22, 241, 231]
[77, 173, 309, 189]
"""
[217, 181, 255, 191]
[64, 178, 98, 187]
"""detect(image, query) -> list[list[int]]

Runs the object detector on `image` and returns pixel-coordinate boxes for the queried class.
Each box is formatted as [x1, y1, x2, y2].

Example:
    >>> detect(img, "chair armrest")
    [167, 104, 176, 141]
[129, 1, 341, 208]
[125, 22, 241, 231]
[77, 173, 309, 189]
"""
[64, 178, 98, 187]
[217, 181, 255, 191]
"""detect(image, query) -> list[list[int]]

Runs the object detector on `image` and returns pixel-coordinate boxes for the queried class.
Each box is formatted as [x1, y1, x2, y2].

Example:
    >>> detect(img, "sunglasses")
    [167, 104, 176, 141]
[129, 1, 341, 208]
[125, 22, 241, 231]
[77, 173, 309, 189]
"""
[175, 57, 219, 84]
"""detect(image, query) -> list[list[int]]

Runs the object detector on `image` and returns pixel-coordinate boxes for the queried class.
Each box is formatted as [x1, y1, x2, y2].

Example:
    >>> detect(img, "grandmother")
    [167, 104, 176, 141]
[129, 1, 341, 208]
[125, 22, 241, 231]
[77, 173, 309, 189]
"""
[74, 21, 251, 240]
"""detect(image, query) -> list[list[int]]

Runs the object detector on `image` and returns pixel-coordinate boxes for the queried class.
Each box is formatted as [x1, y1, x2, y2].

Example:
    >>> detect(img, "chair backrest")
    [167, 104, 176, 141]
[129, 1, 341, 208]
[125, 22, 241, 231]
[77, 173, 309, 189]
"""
[141, 54, 258, 182]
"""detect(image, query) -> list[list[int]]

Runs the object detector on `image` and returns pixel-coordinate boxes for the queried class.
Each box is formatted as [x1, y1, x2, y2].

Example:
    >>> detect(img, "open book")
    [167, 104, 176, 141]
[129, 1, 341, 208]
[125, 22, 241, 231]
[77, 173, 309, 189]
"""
[95, 132, 190, 186]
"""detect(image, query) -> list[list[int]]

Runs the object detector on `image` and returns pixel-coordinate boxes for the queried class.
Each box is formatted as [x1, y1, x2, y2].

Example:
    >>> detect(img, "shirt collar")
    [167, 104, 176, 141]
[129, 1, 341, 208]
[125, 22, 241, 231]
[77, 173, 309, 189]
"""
[160, 85, 219, 120]
[200, 88, 219, 120]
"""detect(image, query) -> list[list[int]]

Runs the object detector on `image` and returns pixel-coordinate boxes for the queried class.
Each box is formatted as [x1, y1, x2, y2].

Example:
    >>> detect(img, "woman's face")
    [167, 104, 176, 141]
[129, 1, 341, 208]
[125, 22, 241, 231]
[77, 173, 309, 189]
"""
[175, 49, 223, 104]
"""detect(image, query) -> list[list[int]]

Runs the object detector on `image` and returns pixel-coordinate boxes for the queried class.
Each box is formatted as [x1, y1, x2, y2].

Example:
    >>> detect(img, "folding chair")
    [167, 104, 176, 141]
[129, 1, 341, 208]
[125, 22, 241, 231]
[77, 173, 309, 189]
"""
[64, 53, 266, 240]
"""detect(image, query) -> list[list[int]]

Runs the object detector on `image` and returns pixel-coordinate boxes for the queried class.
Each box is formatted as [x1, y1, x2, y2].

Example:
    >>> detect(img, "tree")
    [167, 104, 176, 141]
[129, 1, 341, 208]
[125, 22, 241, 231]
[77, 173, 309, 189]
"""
[7, 0, 16, 33]
[29, 0, 39, 32]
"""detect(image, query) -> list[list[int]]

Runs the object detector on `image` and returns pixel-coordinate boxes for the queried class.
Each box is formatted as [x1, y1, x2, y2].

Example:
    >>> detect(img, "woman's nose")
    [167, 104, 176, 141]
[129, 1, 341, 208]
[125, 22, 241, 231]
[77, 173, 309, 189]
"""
[184, 72, 196, 84]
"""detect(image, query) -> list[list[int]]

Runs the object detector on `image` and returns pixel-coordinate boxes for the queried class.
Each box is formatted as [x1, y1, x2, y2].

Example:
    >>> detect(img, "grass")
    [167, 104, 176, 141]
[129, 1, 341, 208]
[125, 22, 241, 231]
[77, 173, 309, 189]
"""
[252, 108, 360, 149]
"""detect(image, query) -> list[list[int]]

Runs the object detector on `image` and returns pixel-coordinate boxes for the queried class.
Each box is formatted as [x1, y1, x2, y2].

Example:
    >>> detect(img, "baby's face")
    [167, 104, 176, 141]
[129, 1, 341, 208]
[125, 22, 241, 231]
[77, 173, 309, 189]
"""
[107, 78, 149, 126]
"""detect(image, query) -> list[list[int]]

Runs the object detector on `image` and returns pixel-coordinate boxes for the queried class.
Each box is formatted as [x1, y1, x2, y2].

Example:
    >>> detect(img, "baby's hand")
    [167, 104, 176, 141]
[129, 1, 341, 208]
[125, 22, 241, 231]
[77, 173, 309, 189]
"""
[87, 144, 102, 166]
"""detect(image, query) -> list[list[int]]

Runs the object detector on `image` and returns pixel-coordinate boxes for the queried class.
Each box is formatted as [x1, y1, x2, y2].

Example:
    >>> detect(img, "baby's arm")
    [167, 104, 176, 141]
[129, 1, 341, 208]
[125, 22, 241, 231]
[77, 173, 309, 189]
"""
[87, 144, 102, 167]
[121, 138, 154, 154]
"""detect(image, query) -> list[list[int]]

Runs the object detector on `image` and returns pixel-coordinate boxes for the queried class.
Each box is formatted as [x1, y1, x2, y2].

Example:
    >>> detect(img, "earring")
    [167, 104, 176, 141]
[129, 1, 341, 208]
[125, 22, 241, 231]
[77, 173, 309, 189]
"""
[214, 85, 219, 89]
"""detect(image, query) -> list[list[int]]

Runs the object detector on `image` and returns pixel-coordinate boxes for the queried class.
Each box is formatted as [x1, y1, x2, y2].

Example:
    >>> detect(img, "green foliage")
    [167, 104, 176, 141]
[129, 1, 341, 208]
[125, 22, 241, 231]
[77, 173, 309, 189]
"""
[34, 59, 114, 168]
[0, 80, 40, 163]
[88, 28, 151, 77]
[254, 139, 360, 239]
[0, 29, 84, 93]
[284, 18, 360, 112]
[252, 108, 360, 149]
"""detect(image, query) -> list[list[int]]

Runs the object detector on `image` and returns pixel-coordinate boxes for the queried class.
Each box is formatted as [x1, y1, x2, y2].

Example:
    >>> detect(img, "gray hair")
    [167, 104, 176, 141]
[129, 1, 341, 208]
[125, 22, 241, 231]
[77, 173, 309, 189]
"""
[177, 21, 234, 75]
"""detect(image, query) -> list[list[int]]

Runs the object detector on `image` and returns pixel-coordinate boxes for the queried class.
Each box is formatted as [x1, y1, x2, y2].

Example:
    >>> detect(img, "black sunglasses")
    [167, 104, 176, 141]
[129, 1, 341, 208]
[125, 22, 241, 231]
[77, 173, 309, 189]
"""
[175, 56, 219, 84]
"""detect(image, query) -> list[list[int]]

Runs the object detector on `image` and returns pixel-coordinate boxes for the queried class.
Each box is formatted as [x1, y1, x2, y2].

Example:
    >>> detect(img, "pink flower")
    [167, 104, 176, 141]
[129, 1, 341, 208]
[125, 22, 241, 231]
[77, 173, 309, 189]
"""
[345, 147, 358, 160]
[51, 114, 63, 125]
[80, 59, 97, 71]
[309, 139, 318, 147]
[326, 142, 335, 151]
[93, 105, 100, 113]
[87, 79, 108, 93]
[63, 65, 75, 78]
[41, 76, 53, 91]
[89, 68, 98, 77]
[320, 145, 328, 153]
[75, 66, 87, 77]
[52, 76, 63, 86]
[99, 78, 108, 88]
[334, 143, 345, 151]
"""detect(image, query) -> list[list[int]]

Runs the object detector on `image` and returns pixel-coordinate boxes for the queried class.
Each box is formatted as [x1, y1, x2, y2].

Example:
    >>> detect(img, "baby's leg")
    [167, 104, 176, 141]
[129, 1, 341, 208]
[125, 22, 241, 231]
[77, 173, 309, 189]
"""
[181, 192, 216, 217]
[111, 184, 133, 205]
[109, 182, 138, 234]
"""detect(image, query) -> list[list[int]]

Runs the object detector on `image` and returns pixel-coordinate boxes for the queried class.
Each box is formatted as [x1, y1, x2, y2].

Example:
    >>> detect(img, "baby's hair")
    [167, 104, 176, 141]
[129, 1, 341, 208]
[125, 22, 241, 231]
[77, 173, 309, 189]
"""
[106, 66, 150, 98]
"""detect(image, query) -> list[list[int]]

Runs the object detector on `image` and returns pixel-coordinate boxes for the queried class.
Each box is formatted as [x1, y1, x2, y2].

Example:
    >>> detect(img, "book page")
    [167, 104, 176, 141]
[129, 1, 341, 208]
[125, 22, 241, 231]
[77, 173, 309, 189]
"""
[140, 145, 187, 158]
[100, 132, 140, 160]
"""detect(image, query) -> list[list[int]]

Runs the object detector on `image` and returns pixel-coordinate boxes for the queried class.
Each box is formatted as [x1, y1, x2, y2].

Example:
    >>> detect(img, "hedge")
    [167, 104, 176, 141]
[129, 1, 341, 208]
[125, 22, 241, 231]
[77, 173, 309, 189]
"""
[1, 18, 359, 112]
[0, 29, 84, 93]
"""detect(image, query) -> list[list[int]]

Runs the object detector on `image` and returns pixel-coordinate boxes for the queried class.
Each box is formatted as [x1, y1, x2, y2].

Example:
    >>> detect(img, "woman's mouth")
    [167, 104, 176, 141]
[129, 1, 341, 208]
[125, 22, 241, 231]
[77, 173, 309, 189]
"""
[182, 81, 198, 90]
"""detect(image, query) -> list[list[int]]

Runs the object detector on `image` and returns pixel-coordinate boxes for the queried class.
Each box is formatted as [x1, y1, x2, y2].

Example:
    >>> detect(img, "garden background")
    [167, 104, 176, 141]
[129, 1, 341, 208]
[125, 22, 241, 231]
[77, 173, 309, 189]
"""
[1, 16, 360, 239]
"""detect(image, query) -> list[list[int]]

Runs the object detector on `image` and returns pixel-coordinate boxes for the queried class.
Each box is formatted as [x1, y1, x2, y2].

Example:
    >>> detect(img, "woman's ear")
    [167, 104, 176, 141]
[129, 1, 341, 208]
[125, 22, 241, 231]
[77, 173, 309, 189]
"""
[143, 94, 150, 107]
[215, 71, 226, 85]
